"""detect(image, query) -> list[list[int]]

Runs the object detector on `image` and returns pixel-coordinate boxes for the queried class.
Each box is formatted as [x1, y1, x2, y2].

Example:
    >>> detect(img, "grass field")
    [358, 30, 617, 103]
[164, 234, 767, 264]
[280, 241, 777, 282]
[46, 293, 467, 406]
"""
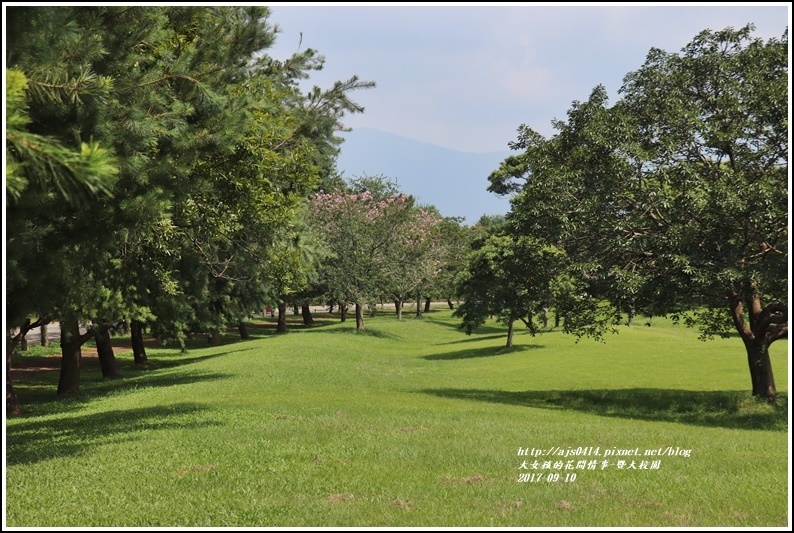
[4, 308, 790, 527]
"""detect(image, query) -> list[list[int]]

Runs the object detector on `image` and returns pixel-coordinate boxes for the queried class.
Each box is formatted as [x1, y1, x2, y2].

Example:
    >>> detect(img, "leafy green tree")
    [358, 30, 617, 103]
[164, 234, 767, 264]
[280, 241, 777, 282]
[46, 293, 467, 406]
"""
[454, 235, 564, 347]
[7, 5, 374, 392]
[6, 6, 278, 394]
[421, 216, 471, 310]
[491, 24, 787, 400]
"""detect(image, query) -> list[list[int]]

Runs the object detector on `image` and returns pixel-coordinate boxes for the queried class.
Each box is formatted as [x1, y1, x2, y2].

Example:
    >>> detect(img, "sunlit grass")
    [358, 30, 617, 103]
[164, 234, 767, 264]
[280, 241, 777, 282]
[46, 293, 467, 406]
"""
[5, 309, 788, 527]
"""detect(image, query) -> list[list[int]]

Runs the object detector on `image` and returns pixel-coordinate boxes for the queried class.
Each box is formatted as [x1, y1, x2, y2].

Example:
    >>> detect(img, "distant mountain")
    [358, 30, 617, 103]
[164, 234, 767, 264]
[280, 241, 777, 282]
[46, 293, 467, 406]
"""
[335, 128, 513, 224]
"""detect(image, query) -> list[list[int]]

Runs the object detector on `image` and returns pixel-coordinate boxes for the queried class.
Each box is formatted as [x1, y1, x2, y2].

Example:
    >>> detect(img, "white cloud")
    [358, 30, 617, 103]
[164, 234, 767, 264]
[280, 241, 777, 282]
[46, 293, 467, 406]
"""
[266, 4, 790, 153]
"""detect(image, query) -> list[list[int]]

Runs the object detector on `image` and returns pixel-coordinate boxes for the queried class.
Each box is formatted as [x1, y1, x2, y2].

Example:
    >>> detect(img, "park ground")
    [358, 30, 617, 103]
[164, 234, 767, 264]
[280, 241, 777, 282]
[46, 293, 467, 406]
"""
[5, 308, 790, 527]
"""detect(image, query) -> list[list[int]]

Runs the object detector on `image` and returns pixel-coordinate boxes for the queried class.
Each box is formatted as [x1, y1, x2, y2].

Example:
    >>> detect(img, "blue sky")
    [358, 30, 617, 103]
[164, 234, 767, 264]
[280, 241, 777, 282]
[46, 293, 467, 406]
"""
[265, 3, 790, 153]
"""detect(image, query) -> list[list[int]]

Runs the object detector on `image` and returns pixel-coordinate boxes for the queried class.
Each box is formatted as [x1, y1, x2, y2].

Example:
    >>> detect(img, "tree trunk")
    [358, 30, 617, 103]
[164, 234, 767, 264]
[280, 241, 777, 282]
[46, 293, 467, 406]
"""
[301, 305, 314, 327]
[94, 321, 119, 379]
[506, 319, 514, 348]
[728, 290, 781, 402]
[447, 298, 454, 310]
[130, 320, 149, 366]
[555, 312, 560, 328]
[58, 319, 88, 396]
[6, 337, 23, 415]
[415, 290, 423, 318]
[238, 321, 250, 339]
[746, 339, 776, 401]
[277, 301, 288, 333]
[394, 299, 403, 320]
[542, 308, 549, 328]
[627, 303, 636, 326]
[8, 317, 46, 413]
[424, 297, 431, 313]
[41, 322, 49, 347]
[293, 304, 299, 315]
[208, 328, 222, 345]
[20, 335, 28, 352]
[6, 379, 23, 415]
[340, 304, 348, 322]
[355, 303, 365, 331]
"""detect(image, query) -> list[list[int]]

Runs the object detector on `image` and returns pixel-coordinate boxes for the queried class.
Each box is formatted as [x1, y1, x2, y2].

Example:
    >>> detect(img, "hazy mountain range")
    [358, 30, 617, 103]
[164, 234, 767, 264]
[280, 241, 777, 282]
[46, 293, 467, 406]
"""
[335, 127, 514, 224]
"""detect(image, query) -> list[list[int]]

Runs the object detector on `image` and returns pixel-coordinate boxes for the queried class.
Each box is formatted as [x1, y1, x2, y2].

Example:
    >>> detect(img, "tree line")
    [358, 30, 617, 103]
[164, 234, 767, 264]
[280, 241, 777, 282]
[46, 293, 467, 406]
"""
[6, 11, 787, 414]
[455, 24, 788, 402]
[5, 6, 485, 413]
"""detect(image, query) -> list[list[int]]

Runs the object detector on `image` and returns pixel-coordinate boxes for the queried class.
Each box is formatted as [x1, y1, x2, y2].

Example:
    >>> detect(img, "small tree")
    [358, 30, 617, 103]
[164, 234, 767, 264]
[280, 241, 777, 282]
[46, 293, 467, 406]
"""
[455, 235, 564, 347]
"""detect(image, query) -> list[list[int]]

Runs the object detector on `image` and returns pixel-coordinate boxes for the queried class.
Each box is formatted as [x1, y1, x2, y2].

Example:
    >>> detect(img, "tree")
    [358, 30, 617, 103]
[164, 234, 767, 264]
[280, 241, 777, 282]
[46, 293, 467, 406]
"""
[6, 6, 374, 398]
[308, 187, 417, 331]
[454, 234, 564, 347]
[491, 24, 787, 400]
[6, 6, 283, 394]
[379, 205, 443, 320]
[423, 216, 471, 310]
[6, 65, 118, 409]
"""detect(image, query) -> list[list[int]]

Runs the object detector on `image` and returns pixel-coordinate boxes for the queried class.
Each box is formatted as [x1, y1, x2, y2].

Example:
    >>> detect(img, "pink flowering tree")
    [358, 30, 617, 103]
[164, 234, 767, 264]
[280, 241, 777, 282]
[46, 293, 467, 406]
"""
[379, 206, 443, 319]
[307, 183, 447, 329]
[308, 189, 415, 330]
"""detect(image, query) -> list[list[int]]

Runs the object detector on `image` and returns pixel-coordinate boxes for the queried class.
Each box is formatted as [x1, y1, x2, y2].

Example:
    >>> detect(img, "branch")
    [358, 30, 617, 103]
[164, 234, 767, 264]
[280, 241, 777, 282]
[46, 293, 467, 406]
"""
[78, 328, 95, 346]
[188, 236, 247, 281]
[766, 324, 787, 344]
[728, 290, 753, 342]
[753, 301, 788, 339]
[134, 73, 202, 89]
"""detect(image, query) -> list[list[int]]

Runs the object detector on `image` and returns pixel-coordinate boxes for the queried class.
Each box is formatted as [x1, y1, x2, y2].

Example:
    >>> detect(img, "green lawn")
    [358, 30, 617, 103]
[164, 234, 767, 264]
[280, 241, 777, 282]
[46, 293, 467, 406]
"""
[5, 309, 789, 527]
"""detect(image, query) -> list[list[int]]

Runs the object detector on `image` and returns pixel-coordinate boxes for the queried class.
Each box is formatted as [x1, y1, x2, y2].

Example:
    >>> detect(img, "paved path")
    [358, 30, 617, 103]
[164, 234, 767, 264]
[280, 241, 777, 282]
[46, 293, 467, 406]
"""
[20, 322, 85, 346]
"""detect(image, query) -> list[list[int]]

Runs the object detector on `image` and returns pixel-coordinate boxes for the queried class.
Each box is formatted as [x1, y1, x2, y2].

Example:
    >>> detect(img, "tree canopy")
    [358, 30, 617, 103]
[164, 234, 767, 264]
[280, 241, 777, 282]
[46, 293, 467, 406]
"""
[486, 24, 788, 400]
[5, 6, 374, 406]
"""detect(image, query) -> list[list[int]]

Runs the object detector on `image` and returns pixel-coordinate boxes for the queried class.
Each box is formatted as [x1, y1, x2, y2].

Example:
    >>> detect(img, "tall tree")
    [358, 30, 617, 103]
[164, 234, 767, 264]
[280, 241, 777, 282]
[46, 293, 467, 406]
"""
[490, 24, 787, 399]
[7, 6, 286, 392]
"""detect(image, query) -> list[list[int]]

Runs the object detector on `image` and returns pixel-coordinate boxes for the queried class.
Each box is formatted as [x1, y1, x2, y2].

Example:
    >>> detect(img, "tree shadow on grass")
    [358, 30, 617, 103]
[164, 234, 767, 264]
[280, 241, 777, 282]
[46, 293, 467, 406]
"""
[6, 402, 220, 466]
[14, 356, 239, 418]
[144, 346, 259, 370]
[440, 333, 520, 345]
[422, 344, 544, 360]
[423, 317, 508, 336]
[420, 388, 788, 431]
[300, 326, 402, 340]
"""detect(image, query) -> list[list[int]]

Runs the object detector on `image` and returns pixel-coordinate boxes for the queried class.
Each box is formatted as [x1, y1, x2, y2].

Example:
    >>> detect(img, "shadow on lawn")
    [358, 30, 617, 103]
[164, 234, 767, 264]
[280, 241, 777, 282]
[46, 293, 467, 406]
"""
[300, 326, 402, 340]
[13, 368, 234, 418]
[440, 333, 526, 345]
[421, 387, 788, 431]
[147, 347, 258, 369]
[6, 402, 219, 466]
[422, 344, 543, 360]
[423, 318, 507, 335]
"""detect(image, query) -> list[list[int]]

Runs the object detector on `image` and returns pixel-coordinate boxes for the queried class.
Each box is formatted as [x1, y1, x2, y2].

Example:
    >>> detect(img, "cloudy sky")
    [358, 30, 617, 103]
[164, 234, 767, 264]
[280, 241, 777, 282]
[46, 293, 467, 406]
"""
[265, 3, 790, 154]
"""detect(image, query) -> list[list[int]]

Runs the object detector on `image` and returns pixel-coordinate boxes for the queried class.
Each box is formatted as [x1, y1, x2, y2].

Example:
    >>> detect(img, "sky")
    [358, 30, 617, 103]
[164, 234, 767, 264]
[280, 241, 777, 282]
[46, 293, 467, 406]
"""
[264, 2, 791, 154]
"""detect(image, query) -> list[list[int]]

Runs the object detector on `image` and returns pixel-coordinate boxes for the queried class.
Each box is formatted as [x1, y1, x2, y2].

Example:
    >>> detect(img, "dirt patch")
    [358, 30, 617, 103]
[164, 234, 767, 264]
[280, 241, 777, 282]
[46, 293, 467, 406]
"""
[9, 345, 132, 383]
[328, 493, 356, 504]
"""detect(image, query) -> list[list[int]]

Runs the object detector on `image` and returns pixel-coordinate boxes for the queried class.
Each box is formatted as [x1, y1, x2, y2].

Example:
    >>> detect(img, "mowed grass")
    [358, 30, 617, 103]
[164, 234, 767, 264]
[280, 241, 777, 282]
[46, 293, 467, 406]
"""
[5, 309, 789, 527]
